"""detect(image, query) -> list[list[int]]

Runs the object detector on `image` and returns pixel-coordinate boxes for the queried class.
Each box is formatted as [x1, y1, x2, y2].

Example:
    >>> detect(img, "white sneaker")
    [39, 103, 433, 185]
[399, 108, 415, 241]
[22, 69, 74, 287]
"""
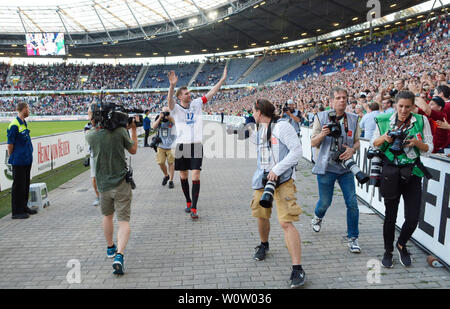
[348, 237, 361, 254]
[311, 215, 322, 233]
[92, 198, 99, 206]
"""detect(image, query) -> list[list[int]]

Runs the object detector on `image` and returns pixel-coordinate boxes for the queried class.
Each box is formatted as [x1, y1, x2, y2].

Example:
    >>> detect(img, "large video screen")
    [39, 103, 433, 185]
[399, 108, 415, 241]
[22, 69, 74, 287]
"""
[26, 33, 65, 56]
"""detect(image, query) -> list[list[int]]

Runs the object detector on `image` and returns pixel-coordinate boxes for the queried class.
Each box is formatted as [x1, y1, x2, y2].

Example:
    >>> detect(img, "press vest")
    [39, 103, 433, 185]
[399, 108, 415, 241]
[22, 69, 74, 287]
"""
[158, 120, 176, 150]
[252, 119, 294, 190]
[312, 111, 359, 175]
[375, 112, 424, 177]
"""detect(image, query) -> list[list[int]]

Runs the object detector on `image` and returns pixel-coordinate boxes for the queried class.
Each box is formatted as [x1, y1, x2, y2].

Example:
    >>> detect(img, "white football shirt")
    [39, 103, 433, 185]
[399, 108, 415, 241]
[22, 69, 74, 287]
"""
[170, 96, 206, 144]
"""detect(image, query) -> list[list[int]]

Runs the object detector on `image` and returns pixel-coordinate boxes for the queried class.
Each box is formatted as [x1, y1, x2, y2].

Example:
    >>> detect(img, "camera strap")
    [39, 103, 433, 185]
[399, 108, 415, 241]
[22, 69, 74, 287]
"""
[337, 113, 349, 134]
[394, 114, 412, 131]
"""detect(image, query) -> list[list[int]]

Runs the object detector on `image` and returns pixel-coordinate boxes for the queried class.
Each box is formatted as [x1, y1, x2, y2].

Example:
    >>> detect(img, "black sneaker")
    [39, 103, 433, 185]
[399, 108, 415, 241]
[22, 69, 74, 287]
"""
[12, 213, 29, 219]
[25, 207, 37, 215]
[382, 251, 393, 268]
[290, 268, 306, 288]
[168, 181, 174, 189]
[396, 242, 411, 267]
[162, 175, 170, 186]
[253, 244, 268, 261]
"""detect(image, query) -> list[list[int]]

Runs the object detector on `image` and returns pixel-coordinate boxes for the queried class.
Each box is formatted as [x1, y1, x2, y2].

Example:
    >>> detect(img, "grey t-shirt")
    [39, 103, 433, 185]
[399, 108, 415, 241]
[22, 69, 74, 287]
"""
[86, 127, 134, 192]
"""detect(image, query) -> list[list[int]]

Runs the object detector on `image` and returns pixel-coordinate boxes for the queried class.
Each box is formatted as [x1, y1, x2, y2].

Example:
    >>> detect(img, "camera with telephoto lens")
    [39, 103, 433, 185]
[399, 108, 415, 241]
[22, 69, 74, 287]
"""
[367, 147, 383, 187]
[331, 146, 370, 185]
[387, 129, 410, 156]
[91, 101, 144, 131]
[282, 102, 289, 113]
[149, 135, 162, 152]
[325, 110, 342, 139]
[259, 171, 280, 208]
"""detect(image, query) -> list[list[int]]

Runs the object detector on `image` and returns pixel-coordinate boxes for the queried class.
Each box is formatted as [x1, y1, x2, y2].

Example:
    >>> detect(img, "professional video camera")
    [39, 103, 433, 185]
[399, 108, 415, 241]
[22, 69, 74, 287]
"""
[325, 110, 342, 139]
[387, 129, 410, 156]
[91, 93, 144, 130]
[367, 147, 383, 187]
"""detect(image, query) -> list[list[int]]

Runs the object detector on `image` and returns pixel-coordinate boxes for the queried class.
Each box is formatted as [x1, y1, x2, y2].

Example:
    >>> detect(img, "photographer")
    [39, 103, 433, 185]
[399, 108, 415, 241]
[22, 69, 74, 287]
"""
[85, 103, 138, 275]
[310, 87, 362, 253]
[281, 99, 301, 137]
[151, 107, 176, 189]
[249, 99, 305, 289]
[371, 90, 433, 268]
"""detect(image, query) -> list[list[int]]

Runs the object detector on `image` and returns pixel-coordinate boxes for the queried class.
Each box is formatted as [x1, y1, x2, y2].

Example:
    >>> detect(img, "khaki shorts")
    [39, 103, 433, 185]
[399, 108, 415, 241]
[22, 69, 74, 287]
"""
[100, 179, 132, 222]
[156, 147, 175, 165]
[250, 179, 302, 223]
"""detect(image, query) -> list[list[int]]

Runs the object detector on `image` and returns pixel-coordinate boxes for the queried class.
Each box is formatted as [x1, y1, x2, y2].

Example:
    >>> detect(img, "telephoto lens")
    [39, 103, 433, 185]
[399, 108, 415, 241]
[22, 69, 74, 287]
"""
[260, 180, 277, 208]
[341, 159, 369, 184]
[369, 156, 383, 187]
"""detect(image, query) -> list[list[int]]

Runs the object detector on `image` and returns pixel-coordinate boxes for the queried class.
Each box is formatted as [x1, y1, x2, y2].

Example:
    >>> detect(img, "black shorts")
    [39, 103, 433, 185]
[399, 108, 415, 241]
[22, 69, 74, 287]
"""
[174, 143, 203, 171]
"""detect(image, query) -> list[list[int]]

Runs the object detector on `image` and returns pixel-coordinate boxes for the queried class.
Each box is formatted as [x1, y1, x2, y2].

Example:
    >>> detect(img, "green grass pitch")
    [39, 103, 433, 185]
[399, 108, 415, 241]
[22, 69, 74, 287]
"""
[0, 120, 87, 143]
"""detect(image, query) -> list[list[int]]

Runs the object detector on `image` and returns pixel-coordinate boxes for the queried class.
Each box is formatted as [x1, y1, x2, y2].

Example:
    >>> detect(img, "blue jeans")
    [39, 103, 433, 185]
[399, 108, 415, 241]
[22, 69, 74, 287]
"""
[315, 172, 359, 238]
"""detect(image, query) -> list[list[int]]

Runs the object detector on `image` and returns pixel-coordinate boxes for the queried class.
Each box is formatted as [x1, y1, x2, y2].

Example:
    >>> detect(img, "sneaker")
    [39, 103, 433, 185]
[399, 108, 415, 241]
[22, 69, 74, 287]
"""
[184, 202, 192, 213]
[348, 237, 361, 253]
[190, 210, 199, 220]
[106, 244, 117, 258]
[253, 244, 269, 261]
[162, 175, 170, 186]
[311, 215, 322, 232]
[290, 268, 306, 288]
[112, 253, 124, 275]
[396, 242, 411, 267]
[92, 197, 99, 206]
[382, 251, 393, 268]
[168, 181, 174, 189]
[11, 213, 29, 219]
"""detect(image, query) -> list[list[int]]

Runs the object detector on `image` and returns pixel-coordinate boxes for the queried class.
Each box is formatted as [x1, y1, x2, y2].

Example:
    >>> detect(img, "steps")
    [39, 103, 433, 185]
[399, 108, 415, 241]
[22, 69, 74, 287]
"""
[235, 56, 264, 84]
[133, 65, 148, 89]
[188, 62, 205, 87]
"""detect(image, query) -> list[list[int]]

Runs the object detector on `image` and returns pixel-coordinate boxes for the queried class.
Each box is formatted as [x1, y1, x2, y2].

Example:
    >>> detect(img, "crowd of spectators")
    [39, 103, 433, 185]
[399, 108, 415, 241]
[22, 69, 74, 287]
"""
[0, 15, 448, 152]
[0, 63, 141, 91]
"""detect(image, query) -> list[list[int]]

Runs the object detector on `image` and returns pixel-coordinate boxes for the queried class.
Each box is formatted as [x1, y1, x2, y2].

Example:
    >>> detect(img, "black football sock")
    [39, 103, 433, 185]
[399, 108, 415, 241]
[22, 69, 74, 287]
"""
[191, 180, 200, 213]
[180, 178, 191, 204]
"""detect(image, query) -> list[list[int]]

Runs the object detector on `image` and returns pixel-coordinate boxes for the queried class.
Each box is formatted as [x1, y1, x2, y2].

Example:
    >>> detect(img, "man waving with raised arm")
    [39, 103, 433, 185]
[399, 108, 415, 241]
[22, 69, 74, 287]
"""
[167, 66, 227, 219]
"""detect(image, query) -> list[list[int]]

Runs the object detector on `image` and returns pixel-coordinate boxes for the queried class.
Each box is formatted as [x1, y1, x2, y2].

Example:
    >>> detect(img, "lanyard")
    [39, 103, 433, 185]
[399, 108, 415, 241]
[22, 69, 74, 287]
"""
[394, 114, 412, 131]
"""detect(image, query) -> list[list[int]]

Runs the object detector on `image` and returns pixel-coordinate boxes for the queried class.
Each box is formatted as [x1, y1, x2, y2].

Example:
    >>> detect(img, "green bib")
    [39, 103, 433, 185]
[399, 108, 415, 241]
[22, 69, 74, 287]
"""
[375, 112, 424, 177]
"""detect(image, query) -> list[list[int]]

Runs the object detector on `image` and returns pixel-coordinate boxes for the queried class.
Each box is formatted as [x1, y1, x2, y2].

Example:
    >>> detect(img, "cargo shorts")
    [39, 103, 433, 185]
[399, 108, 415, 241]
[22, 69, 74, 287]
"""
[156, 147, 175, 165]
[250, 179, 302, 223]
[99, 179, 132, 222]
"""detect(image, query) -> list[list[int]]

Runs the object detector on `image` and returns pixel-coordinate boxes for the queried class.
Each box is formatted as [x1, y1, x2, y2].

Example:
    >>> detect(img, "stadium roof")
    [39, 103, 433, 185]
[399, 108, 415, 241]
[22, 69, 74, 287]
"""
[0, 0, 230, 34]
[0, 0, 445, 58]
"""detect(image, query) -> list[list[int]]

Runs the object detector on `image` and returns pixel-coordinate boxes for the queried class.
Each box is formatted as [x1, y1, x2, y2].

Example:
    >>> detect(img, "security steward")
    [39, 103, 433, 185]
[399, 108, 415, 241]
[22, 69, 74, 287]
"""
[7, 102, 36, 219]
[371, 90, 433, 268]
[143, 110, 151, 147]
